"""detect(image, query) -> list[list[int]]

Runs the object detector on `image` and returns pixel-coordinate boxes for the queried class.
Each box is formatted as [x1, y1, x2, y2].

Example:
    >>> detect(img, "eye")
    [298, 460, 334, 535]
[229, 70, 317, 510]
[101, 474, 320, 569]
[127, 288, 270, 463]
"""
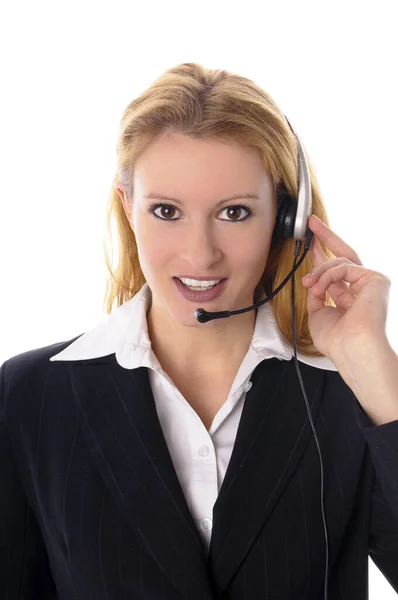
[149, 203, 180, 220]
[148, 203, 252, 222]
[219, 206, 251, 221]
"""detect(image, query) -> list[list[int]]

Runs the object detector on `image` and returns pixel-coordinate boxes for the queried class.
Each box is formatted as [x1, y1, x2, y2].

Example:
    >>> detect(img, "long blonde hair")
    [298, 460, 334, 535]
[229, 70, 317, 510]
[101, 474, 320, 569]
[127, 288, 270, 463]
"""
[103, 62, 335, 357]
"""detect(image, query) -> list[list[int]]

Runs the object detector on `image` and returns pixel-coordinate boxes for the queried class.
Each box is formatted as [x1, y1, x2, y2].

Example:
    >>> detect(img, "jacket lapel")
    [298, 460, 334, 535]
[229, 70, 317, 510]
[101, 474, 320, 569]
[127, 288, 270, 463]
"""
[206, 356, 324, 595]
[68, 355, 215, 599]
[67, 353, 324, 599]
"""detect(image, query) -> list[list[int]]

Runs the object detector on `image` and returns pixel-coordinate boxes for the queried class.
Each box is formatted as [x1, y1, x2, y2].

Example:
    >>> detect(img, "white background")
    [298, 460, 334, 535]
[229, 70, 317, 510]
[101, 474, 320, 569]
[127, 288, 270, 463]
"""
[1, 1, 397, 596]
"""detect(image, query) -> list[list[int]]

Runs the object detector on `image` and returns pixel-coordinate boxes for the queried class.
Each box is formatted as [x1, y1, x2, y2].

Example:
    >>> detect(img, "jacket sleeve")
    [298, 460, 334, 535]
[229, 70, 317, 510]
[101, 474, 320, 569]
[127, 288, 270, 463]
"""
[0, 360, 57, 599]
[355, 400, 398, 592]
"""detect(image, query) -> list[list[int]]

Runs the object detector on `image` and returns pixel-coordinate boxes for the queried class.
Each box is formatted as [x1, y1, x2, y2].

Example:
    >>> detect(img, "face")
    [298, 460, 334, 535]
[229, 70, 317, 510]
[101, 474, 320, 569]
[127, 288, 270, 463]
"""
[117, 133, 277, 330]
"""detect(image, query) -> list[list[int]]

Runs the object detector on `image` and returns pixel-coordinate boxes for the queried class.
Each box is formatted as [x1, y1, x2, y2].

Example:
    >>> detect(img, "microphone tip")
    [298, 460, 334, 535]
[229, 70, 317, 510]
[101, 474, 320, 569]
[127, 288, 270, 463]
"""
[194, 308, 208, 323]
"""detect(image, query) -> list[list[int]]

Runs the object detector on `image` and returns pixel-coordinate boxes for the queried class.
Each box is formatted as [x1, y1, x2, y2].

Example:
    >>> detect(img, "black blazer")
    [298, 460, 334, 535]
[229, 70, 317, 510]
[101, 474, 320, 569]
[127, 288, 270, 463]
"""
[2, 335, 398, 599]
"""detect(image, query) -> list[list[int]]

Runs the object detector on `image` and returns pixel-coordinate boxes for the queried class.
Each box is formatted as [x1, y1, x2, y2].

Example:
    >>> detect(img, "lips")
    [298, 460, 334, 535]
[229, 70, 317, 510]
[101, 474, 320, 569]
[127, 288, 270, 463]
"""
[173, 277, 227, 283]
[173, 277, 228, 302]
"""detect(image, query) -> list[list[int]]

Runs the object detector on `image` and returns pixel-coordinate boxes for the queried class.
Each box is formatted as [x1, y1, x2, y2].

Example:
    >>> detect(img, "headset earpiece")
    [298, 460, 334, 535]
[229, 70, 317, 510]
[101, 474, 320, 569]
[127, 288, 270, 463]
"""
[272, 193, 297, 244]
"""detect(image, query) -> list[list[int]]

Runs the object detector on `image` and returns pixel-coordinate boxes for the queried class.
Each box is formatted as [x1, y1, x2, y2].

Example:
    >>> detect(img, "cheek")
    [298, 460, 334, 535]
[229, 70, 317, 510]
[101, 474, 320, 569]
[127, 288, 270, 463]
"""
[135, 230, 178, 279]
[246, 237, 274, 277]
[137, 239, 165, 271]
[243, 227, 272, 258]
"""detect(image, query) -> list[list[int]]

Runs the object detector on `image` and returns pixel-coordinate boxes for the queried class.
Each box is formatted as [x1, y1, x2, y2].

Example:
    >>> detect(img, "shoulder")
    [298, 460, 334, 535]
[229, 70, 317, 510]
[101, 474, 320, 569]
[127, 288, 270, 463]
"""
[0, 334, 84, 405]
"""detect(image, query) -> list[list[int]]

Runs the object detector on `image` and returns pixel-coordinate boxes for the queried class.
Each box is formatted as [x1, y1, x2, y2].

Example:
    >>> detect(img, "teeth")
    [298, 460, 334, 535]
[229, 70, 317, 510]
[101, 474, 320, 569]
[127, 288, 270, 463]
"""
[179, 278, 221, 288]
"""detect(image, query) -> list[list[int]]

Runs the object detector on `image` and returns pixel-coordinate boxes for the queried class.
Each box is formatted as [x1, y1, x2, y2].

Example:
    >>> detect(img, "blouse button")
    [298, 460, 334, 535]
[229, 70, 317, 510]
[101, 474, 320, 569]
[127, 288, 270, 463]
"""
[201, 518, 213, 531]
[198, 445, 210, 457]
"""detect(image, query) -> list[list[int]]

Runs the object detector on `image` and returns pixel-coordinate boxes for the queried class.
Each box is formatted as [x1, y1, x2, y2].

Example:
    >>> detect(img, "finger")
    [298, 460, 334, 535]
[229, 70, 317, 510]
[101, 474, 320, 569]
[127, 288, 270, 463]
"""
[307, 257, 357, 283]
[310, 263, 375, 296]
[303, 260, 350, 309]
[304, 259, 367, 307]
[309, 235, 331, 267]
[309, 215, 363, 266]
[309, 271, 351, 308]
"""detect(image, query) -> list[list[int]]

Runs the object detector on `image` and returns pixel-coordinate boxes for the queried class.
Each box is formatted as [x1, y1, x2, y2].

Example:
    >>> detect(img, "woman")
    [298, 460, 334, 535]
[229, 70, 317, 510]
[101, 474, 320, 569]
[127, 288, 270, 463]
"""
[1, 62, 398, 599]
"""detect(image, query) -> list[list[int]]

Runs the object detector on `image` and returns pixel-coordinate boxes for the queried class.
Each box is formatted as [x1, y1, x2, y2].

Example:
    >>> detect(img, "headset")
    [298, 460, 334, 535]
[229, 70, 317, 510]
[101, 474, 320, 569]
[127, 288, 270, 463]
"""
[194, 116, 329, 600]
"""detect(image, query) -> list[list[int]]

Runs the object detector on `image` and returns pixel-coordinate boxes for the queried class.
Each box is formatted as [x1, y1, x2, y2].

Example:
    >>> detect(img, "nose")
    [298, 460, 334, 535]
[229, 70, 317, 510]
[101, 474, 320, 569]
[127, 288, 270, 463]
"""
[179, 224, 223, 269]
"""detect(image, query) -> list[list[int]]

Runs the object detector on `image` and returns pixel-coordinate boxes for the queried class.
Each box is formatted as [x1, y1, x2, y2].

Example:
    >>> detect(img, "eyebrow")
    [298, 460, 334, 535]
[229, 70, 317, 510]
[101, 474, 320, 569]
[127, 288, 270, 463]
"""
[143, 192, 260, 207]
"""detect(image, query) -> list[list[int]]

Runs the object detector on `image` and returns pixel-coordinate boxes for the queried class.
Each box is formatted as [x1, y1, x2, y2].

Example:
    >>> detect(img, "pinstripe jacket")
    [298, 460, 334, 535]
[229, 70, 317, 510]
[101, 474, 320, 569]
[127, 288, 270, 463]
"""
[1, 335, 398, 599]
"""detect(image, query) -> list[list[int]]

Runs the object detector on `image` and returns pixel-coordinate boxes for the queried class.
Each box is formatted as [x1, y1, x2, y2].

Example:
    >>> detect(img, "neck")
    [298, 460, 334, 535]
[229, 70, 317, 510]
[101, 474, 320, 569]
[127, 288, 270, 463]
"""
[146, 306, 256, 377]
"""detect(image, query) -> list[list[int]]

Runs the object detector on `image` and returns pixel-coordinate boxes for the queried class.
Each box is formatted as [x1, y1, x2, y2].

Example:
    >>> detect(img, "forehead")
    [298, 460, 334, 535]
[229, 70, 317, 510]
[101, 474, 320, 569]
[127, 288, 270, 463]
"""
[133, 133, 273, 198]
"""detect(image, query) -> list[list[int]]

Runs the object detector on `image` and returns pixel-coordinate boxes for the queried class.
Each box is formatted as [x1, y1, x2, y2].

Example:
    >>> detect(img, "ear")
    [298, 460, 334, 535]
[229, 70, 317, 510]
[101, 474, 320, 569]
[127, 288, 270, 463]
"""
[115, 183, 134, 231]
